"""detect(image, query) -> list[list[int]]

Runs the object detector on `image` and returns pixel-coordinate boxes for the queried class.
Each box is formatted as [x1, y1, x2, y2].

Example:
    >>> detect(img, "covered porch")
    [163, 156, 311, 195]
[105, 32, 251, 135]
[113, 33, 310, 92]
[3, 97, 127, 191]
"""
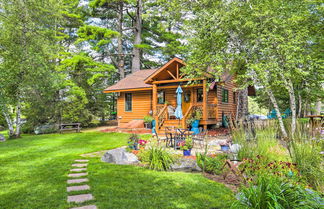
[150, 80, 218, 133]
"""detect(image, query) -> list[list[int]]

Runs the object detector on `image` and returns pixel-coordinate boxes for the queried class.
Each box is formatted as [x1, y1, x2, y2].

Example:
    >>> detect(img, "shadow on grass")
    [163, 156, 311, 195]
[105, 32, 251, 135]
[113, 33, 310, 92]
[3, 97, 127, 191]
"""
[89, 159, 235, 209]
[0, 132, 129, 209]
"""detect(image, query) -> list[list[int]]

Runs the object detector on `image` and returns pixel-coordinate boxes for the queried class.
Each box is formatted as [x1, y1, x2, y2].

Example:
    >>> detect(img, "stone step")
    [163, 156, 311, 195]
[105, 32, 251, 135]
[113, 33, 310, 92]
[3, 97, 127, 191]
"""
[75, 159, 89, 162]
[67, 178, 88, 184]
[72, 163, 88, 168]
[68, 173, 88, 178]
[70, 205, 97, 209]
[67, 194, 93, 203]
[70, 168, 87, 172]
[67, 185, 90, 192]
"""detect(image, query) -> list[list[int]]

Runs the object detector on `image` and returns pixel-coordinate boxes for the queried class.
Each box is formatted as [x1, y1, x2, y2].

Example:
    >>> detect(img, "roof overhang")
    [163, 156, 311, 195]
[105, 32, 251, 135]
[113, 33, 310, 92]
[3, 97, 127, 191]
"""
[103, 87, 152, 93]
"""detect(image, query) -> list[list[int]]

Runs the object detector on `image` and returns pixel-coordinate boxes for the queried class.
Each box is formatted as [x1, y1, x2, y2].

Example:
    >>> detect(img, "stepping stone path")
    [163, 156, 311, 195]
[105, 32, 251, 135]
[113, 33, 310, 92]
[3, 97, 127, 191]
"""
[67, 159, 97, 209]
[68, 173, 88, 178]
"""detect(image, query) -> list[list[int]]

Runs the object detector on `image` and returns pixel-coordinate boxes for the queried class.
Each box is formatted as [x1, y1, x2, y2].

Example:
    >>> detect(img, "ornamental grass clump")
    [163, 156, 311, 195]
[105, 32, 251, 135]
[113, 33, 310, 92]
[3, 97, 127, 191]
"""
[196, 153, 228, 175]
[288, 121, 324, 191]
[233, 175, 323, 209]
[290, 141, 323, 191]
[138, 146, 174, 171]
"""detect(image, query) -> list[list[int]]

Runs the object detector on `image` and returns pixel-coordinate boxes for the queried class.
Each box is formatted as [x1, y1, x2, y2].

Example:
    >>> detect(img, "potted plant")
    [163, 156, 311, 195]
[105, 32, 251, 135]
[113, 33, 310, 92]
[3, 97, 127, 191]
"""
[128, 134, 139, 150]
[143, 115, 154, 129]
[179, 137, 193, 156]
[219, 142, 230, 152]
[190, 109, 203, 135]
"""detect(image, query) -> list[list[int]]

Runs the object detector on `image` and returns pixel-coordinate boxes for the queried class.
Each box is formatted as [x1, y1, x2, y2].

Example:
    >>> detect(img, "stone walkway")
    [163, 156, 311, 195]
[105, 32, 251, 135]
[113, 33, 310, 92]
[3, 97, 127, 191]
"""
[67, 159, 97, 209]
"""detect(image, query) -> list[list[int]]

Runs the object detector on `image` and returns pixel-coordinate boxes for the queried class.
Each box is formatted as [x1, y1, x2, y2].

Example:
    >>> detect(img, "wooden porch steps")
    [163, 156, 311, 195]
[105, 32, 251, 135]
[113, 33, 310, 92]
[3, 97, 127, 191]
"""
[156, 119, 182, 135]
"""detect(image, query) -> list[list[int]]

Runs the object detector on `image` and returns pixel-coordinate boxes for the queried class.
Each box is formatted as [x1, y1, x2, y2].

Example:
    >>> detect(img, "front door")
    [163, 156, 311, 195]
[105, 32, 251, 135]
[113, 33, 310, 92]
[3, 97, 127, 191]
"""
[182, 90, 191, 115]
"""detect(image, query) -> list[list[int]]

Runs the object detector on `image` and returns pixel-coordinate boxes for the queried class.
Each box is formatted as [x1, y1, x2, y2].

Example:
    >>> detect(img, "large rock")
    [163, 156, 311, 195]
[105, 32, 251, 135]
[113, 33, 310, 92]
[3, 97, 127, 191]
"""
[102, 147, 139, 165]
[0, 134, 5, 142]
[171, 158, 202, 172]
[34, 124, 58, 135]
[208, 139, 227, 146]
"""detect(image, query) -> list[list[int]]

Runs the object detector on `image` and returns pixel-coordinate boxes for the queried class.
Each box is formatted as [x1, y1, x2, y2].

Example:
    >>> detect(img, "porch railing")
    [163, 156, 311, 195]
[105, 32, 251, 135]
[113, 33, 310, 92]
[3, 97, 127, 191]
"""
[156, 104, 168, 130]
[182, 104, 203, 128]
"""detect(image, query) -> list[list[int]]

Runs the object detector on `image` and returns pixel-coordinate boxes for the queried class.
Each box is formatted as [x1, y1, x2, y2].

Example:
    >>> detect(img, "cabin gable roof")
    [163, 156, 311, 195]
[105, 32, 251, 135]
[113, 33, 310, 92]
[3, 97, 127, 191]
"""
[103, 69, 157, 93]
[144, 57, 186, 84]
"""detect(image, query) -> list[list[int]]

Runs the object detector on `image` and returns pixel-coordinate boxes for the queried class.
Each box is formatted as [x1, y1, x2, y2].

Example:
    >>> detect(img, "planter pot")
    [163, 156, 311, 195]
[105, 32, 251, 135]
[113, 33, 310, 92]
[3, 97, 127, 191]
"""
[191, 120, 200, 135]
[220, 144, 230, 152]
[144, 122, 152, 129]
[183, 149, 191, 156]
[151, 120, 156, 134]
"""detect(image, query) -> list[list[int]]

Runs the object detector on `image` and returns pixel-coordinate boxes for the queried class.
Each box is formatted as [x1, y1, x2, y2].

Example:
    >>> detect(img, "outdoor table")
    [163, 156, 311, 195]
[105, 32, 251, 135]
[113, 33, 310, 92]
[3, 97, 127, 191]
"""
[59, 123, 81, 133]
[164, 127, 193, 149]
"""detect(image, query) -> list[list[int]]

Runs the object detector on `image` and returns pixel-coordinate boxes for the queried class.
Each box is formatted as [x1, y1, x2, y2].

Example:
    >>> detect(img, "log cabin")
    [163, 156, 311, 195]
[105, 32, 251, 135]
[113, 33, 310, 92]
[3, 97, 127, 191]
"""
[104, 58, 254, 133]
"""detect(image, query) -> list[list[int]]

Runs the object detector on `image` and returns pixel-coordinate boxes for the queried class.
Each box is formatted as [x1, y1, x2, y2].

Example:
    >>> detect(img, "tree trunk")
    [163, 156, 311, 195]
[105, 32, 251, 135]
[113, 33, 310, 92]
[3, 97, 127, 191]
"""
[15, 101, 22, 138]
[280, 74, 297, 136]
[236, 87, 249, 121]
[117, 2, 125, 79]
[315, 100, 322, 115]
[298, 94, 302, 118]
[131, 0, 142, 73]
[287, 79, 297, 136]
[265, 87, 288, 138]
[2, 109, 14, 138]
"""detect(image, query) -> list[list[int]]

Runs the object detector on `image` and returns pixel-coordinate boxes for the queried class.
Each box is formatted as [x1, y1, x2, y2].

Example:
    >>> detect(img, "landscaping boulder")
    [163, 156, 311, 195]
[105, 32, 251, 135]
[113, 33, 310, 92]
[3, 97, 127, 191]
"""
[34, 124, 58, 135]
[0, 134, 5, 142]
[208, 139, 227, 146]
[171, 158, 202, 172]
[102, 147, 139, 165]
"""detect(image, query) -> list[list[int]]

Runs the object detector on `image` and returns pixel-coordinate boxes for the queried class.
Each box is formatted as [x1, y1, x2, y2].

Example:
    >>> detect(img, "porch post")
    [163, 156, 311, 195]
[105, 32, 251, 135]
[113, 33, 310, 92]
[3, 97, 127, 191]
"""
[203, 79, 208, 130]
[153, 84, 157, 115]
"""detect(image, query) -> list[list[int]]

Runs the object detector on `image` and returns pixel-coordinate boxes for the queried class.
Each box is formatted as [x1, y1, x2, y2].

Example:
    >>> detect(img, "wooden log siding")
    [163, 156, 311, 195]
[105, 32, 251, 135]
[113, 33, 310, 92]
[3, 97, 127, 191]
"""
[216, 77, 237, 120]
[117, 91, 152, 125]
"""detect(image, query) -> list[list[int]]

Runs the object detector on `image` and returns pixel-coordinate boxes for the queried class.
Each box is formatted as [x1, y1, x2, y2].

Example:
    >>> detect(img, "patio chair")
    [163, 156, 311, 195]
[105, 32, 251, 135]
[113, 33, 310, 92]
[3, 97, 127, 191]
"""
[174, 128, 190, 150]
[164, 126, 175, 147]
[192, 129, 208, 149]
[167, 105, 176, 119]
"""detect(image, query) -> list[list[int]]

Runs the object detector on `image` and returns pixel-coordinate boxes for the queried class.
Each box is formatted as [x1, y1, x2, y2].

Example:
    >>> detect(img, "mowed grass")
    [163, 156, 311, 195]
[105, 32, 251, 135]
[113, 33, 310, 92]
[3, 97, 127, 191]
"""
[0, 131, 234, 209]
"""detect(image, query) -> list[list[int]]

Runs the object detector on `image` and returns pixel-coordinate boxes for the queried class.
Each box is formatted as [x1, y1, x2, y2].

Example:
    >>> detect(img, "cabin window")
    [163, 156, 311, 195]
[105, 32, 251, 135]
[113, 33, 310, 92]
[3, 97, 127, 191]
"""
[157, 91, 165, 104]
[184, 92, 191, 102]
[125, 93, 132, 111]
[233, 92, 237, 104]
[197, 88, 203, 102]
[222, 89, 229, 103]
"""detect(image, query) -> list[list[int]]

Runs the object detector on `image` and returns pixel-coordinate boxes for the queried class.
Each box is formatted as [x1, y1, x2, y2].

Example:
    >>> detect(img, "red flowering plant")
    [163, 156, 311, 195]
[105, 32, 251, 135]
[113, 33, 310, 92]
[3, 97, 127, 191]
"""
[138, 139, 148, 148]
[239, 155, 305, 185]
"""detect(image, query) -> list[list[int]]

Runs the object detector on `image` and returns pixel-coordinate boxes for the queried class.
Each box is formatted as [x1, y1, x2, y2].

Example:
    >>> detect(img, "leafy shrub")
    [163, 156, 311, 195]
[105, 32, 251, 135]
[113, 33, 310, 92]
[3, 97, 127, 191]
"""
[196, 153, 227, 175]
[21, 122, 35, 134]
[233, 175, 323, 209]
[138, 146, 174, 171]
[143, 115, 154, 123]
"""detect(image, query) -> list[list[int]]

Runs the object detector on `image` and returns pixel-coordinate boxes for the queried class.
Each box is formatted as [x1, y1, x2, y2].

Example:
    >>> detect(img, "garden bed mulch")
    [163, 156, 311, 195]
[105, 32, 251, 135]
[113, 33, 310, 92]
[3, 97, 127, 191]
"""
[207, 128, 230, 137]
[203, 172, 241, 193]
[101, 127, 152, 134]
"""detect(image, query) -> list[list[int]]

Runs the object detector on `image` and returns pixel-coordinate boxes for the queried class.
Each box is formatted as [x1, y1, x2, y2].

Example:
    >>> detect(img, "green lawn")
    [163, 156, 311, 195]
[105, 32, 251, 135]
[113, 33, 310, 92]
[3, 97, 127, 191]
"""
[0, 131, 234, 209]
